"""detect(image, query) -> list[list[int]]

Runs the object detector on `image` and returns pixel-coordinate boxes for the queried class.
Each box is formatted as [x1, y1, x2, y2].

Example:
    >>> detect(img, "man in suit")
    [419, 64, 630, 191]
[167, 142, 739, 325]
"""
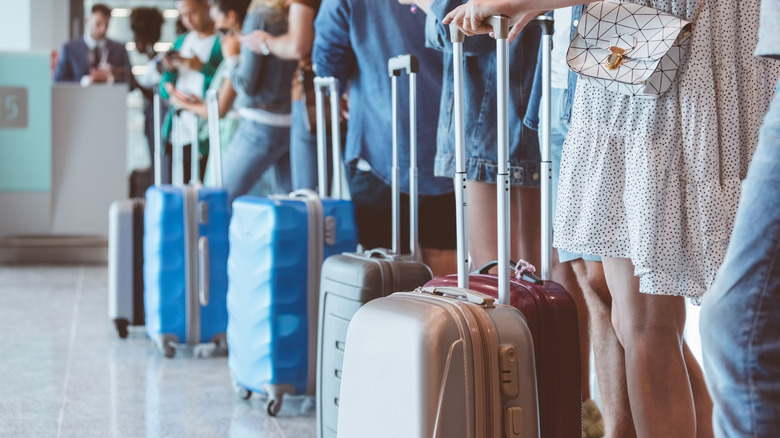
[54, 4, 131, 86]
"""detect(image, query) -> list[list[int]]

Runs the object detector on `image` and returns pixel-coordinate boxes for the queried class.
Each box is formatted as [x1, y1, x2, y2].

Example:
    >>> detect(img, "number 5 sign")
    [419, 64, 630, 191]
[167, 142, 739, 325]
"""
[0, 87, 28, 129]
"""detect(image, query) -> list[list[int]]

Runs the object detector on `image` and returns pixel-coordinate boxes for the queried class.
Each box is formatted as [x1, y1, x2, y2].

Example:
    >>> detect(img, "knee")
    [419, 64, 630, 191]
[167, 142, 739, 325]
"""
[572, 260, 611, 307]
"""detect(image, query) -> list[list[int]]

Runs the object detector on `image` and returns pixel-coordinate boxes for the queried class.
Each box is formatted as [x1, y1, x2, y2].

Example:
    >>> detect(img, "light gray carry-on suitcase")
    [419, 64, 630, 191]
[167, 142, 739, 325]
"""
[315, 57, 433, 438]
[108, 89, 165, 338]
[336, 17, 541, 438]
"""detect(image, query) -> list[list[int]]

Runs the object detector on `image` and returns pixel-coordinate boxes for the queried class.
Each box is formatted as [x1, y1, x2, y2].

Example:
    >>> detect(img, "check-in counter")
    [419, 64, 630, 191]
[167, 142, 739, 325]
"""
[0, 52, 128, 241]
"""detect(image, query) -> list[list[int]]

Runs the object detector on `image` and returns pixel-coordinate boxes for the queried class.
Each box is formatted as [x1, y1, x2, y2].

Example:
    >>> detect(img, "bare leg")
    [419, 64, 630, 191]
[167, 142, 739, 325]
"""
[466, 181, 540, 268]
[421, 248, 457, 277]
[572, 259, 637, 438]
[553, 250, 590, 401]
[602, 257, 695, 438]
[685, 343, 713, 438]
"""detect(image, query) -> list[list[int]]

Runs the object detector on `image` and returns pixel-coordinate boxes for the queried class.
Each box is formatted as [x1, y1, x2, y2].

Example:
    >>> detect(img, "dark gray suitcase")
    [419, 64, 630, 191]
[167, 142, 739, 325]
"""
[315, 56, 434, 438]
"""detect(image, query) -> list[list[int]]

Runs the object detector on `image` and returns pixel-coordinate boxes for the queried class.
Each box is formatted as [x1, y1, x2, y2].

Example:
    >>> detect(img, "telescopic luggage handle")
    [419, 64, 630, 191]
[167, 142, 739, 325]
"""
[313, 77, 344, 200]
[153, 86, 163, 187]
[387, 54, 421, 261]
[206, 89, 224, 189]
[530, 16, 554, 282]
[448, 16, 510, 298]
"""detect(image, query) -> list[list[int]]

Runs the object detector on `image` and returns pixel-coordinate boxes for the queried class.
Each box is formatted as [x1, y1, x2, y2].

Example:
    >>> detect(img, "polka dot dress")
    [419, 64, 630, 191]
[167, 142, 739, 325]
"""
[554, 0, 780, 303]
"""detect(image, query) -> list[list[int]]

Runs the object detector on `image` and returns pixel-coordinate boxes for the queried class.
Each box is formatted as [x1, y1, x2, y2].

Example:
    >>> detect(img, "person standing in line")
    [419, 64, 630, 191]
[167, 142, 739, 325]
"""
[700, 0, 780, 436]
[241, 0, 328, 194]
[160, 0, 222, 184]
[446, 0, 779, 437]
[220, 0, 298, 202]
[54, 4, 132, 86]
[312, 0, 458, 275]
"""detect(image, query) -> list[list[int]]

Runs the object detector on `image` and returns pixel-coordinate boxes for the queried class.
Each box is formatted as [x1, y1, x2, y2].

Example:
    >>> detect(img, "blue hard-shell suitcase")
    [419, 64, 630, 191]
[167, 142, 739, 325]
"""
[144, 93, 230, 357]
[227, 77, 358, 416]
[227, 193, 357, 414]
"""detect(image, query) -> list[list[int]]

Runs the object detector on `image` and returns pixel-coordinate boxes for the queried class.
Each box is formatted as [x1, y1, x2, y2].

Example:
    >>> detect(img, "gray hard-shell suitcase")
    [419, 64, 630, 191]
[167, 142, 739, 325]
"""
[108, 197, 145, 338]
[336, 17, 541, 438]
[108, 89, 165, 338]
[315, 57, 433, 438]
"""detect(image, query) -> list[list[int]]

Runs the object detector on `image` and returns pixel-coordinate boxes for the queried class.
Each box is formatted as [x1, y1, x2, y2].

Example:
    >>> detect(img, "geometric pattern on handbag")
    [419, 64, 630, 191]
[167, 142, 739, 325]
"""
[566, 0, 695, 98]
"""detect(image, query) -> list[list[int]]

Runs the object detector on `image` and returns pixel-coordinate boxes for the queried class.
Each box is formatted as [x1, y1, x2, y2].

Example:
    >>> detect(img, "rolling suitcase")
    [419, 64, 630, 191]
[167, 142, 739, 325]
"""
[108, 89, 165, 338]
[227, 76, 359, 416]
[108, 198, 145, 338]
[315, 56, 434, 438]
[336, 17, 541, 438]
[144, 90, 230, 358]
[424, 16, 583, 438]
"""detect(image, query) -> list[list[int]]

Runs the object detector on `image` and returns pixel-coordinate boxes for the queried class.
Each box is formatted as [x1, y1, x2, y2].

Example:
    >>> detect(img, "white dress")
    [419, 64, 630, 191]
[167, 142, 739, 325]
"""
[554, 0, 780, 303]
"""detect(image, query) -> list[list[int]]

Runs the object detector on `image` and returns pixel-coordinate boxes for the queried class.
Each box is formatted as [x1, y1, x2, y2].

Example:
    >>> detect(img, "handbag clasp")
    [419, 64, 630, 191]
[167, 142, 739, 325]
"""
[605, 46, 627, 70]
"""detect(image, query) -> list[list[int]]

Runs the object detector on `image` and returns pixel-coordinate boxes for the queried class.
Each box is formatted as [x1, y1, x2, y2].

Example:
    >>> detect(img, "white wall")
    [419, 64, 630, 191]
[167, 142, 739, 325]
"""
[0, 1, 32, 51]
[0, 0, 69, 52]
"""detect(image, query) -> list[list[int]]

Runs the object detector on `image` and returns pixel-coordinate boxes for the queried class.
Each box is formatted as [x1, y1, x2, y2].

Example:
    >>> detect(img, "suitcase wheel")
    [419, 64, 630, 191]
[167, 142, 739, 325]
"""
[237, 387, 252, 401]
[265, 398, 281, 417]
[113, 319, 129, 339]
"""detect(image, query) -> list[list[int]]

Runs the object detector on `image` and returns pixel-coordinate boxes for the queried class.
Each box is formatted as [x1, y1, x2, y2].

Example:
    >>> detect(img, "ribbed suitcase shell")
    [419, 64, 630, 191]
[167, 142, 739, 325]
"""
[425, 273, 582, 438]
[227, 195, 358, 403]
[316, 250, 432, 438]
[143, 185, 230, 345]
[337, 288, 540, 438]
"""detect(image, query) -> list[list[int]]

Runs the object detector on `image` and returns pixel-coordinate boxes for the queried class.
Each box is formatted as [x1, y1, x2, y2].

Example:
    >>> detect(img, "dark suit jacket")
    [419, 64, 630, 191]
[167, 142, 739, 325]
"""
[53, 37, 131, 84]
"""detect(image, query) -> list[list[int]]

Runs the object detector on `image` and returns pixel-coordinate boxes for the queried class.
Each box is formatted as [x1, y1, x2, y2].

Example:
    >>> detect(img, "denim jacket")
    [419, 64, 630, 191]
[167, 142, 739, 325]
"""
[312, 0, 452, 196]
[425, 0, 541, 186]
[232, 7, 298, 114]
[524, 6, 584, 131]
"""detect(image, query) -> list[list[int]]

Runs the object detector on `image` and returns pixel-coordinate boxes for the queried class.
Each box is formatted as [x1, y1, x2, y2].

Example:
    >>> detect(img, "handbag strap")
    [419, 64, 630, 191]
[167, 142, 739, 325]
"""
[691, 0, 707, 28]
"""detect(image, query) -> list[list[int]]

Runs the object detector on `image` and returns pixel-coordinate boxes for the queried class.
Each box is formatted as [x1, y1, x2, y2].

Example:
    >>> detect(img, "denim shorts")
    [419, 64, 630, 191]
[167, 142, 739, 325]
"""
[547, 87, 601, 264]
[433, 116, 542, 187]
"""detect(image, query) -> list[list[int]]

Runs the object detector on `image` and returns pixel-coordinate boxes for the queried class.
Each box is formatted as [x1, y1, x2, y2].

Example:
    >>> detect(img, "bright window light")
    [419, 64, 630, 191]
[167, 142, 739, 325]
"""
[132, 66, 150, 76]
[154, 42, 173, 52]
[163, 9, 179, 18]
[111, 8, 131, 18]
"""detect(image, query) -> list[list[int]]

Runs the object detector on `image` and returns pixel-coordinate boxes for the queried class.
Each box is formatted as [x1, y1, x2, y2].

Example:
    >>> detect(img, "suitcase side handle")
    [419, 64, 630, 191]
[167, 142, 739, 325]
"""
[418, 286, 495, 308]
[476, 260, 545, 285]
[198, 236, 210, 306]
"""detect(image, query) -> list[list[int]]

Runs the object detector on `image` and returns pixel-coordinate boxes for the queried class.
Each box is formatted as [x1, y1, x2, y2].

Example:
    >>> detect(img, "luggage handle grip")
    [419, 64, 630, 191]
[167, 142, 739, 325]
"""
[198, 236, 210, 307]
[387, 54, 419, 76]
[476, 260, 545, 285]
[366, 248, 397, 260]
[418, 286, 495, 308]
[448, 15, 509, 42]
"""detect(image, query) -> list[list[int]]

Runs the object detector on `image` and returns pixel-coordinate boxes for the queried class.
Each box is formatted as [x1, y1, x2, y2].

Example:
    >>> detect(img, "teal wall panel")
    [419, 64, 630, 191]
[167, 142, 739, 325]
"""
[0, 51, 52, 192]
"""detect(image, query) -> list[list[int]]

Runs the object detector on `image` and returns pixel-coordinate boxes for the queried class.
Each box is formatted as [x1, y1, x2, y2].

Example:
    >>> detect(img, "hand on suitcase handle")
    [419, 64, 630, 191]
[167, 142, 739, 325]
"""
[448, 15, 508, 41]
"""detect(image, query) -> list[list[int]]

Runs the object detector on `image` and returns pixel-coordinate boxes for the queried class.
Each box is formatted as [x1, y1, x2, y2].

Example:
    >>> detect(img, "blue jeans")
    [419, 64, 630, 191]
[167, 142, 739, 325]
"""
[545, 87, 601, 264]
[700, 79, 780, 437]
[290, 99, 335, 192]
[223, 118, 292, 204]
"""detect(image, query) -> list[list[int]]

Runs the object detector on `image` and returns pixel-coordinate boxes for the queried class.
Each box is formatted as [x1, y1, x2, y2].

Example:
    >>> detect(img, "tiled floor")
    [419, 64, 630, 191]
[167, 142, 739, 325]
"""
[0, 265, 316, 438]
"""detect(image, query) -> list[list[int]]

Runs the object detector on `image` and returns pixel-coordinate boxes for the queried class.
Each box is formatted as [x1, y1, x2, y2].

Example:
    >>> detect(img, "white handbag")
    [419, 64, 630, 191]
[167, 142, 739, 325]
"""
[566, 0, 705, 98]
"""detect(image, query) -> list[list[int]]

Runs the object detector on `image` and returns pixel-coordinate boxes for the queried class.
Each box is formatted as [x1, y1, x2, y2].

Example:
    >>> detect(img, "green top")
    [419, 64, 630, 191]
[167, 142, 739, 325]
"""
[160, 32, 223, 155]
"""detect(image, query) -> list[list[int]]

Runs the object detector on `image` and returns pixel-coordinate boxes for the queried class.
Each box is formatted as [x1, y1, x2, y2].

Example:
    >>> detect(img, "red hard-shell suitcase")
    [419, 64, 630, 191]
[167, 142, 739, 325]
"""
[425, 16, 583, 438]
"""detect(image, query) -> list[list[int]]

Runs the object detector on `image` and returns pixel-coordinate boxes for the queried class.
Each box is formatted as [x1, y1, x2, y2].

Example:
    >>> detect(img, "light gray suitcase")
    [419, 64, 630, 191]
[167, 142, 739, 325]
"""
[315, 58, 433, 438]
[108, 88, 166, 338]
[336, 17, 541, 438]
